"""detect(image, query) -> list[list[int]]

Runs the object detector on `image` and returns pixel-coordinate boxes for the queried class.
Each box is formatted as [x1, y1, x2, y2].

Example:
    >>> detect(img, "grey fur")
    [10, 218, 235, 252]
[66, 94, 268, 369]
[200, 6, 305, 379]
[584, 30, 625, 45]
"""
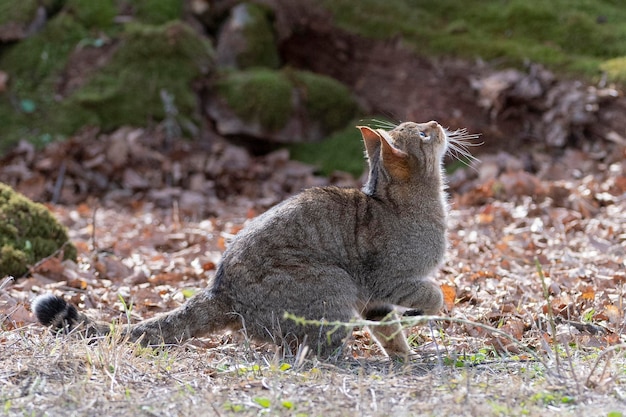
[33, 121, 450, 360]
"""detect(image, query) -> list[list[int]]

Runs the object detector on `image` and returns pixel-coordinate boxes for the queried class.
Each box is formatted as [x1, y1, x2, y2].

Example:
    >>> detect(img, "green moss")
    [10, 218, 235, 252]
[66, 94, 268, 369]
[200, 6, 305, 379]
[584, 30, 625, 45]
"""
[215, 68, 293, 131]
[289, 122, 366, 177]
[131, 0, 183, 25]
[237, 3, 280, 69]
[323, 0, 626, 78]
[0, 183, 77, 278]
[600, 57, 626, 83]
[0, 0, 39, 26]
[64, 0, 116, 28]
[1, 13, 87, 94]
[0, 10, 211, 152]
[0, 12, 90, 151]
[214, 68, 359, 134]
[70, 20, 214, 131]
[287, 70, 360, 132]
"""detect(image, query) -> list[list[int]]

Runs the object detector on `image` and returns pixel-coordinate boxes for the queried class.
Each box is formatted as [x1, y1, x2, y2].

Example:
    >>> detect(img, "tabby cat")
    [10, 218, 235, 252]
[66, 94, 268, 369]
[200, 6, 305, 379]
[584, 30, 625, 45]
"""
[33, 120, 476, 360]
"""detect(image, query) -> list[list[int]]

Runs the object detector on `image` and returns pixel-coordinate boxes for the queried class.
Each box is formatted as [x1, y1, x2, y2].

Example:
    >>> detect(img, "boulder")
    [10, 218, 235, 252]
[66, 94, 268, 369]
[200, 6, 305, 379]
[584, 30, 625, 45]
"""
[0, 183, 76, 278]
[215, 2, 280, 70]
[207, 68, 360, 143]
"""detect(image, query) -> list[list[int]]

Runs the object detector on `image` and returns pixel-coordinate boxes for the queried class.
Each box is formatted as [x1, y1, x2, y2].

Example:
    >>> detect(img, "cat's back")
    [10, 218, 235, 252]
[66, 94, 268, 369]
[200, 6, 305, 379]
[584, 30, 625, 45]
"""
[227, 186, 366, 254]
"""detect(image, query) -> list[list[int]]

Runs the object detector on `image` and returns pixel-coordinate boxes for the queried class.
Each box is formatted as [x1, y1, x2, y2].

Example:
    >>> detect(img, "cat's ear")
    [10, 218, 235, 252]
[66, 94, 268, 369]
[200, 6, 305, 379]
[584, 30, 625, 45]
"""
[377, 129, 410, 181]
[357, 126, 381, 162]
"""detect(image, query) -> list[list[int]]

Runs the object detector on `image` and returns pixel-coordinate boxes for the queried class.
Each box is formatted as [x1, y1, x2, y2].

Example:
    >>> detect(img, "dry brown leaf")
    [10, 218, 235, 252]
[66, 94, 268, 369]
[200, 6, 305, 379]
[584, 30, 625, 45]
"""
[604, 305, 622, 325]
[440, 283, 456, 311]
[202, 261, 217, 271]
[217, 236, 227, 251]
[581, 286, 596, 301]
[149, 272, 185, 285]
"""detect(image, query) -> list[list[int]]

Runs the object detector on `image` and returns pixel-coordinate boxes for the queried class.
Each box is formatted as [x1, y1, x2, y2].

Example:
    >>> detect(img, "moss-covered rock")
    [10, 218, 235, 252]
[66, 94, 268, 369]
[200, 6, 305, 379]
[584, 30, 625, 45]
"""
[0, 15, 214, 152]
[289, 121, 366, 177]
[216, 2, 280, 70]
[601, 57, 626, 83]
[214, 68, 293, 131]
[0, 12, 90, 151]
[0, 0, 39, 32]
[0, 0, 60, 41]
[70, 20, 214, 131]
[287, 69, 360, 133]
[210, 68, 360, 142]
[132, 0, 183, 25]
[64, 0, 117, 28]
[0, 183, 76, 278]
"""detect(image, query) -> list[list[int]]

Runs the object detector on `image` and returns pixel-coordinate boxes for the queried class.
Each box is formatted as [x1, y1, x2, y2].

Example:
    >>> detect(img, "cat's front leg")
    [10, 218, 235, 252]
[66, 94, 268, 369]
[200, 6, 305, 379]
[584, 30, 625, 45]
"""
[362, 304, 411, 361]
[393, 278, 443, 316]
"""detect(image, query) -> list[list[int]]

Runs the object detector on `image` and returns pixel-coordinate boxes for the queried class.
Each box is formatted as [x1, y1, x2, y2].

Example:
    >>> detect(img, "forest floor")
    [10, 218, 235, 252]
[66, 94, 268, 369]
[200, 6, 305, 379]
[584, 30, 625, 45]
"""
[1, 118, 625, 416]
[2, 1, 626, 415]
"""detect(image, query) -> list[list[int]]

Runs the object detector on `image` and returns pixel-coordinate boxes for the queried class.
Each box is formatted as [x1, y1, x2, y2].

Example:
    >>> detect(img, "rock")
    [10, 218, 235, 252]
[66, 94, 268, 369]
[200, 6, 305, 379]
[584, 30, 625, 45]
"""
[146, 187, 182, 208]
[215, 2, 280, 70]
[122, 168, 150, 190]
[0, 183, 76, 278]
[471, 64, 620, 148]
[106, 130, 130, 168]
[0, 4, 47, 42]
[179, 190, 208, 215]
[207, 68, 360, 143]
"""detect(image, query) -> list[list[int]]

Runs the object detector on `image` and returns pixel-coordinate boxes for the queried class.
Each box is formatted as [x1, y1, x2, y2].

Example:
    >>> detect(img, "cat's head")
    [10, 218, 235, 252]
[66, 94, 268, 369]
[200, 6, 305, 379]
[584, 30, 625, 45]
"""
[358, 121, 448, 183]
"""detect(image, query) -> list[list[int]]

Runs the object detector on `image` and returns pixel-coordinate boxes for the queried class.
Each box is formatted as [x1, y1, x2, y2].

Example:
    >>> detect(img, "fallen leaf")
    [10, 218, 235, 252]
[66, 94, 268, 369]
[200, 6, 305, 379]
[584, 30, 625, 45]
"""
[604, 305, 622, 325]
[440, 283, 456, 311]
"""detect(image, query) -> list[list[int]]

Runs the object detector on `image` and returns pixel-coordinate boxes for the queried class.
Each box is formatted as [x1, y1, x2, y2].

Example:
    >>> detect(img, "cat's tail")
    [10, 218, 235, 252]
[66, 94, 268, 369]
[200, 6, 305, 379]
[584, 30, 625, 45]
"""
[31, 294, 111, 337]
[32, 288, 240, 346]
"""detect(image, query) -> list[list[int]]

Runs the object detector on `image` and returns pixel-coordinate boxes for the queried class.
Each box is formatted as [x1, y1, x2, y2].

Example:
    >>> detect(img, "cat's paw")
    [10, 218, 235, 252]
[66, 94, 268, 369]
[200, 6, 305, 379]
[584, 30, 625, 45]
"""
[402, 309, 424, 317]
[128, 324, 166, 346]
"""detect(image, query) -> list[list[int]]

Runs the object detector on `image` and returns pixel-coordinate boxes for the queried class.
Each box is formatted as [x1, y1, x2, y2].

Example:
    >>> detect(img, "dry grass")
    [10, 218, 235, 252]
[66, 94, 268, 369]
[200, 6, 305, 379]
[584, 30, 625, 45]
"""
[2, 319, 625, 417]
[1, 126, 625, 416]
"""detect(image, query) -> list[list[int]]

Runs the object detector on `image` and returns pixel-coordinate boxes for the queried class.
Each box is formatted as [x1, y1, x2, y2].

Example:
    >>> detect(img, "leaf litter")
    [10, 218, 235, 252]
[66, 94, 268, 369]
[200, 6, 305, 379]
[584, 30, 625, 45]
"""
[1, 125, 626, 416]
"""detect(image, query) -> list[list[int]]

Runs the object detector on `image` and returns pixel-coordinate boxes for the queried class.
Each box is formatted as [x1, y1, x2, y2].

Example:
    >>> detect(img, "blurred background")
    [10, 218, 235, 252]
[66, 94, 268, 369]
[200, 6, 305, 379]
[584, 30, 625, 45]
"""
[1, 0, 625, 208]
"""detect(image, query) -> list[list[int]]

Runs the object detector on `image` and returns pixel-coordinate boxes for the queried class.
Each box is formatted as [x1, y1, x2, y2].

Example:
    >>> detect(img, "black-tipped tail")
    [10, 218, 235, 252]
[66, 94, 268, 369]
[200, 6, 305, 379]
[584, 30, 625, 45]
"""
[31, 294, 79, 329]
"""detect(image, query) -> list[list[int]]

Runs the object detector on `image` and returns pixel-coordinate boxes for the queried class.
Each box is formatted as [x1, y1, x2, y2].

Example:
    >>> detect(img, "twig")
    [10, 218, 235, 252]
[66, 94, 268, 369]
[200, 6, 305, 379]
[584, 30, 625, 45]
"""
[428, 320, 444, 371]
[51, 161, 66, 204]
[0, 276, 15, 322]
[24, 242, 73, 278]
[91, 204, 98, 252]
[536, 258, 561, 372]
[556, 317, 607, 335]
[562, 339, 582, 395]
[284, 312, 554, 375]
[584, 342, 626, 388]
[0, 275, 15, 291]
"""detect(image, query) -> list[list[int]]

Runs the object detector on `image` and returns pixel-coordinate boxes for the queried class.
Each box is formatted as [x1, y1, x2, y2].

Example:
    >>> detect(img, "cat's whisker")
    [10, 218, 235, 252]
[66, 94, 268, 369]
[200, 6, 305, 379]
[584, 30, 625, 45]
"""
[450, 137, 483, 146]
[364, 118, 399, 130]
[446, 129, 483, 144]
[447, 139, 481, 159]
[445, 129, 482, 169]
[448, 144, 480, 166]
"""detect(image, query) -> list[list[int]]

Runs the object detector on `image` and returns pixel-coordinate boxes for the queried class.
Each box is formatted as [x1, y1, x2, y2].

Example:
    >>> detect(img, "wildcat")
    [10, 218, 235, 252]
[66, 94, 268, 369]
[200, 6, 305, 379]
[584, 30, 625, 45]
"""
[33, 121, 477, 360]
